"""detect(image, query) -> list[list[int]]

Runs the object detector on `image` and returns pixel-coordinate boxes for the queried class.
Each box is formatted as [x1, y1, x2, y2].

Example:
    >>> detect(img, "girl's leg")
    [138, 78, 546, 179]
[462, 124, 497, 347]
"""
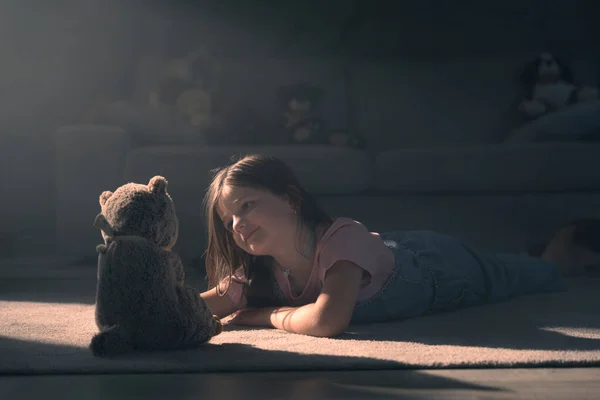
[351, 231, 436, 324]
[394, 231, 566, 314]
[351, 230, 567, 325]
[491, 253, 567, 299]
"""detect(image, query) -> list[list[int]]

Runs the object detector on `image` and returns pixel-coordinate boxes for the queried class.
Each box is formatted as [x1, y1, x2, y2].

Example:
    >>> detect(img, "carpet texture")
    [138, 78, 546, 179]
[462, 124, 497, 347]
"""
[1, 259, 599, 375]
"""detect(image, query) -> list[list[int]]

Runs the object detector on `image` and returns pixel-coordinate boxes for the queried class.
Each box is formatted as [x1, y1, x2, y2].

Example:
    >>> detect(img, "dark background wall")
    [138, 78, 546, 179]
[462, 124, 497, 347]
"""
[1, 0, 598, 255]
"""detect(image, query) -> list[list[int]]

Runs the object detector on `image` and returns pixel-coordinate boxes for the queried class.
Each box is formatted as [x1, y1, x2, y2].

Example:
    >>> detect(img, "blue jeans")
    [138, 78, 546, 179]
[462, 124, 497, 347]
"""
[351, 230, 566, 324]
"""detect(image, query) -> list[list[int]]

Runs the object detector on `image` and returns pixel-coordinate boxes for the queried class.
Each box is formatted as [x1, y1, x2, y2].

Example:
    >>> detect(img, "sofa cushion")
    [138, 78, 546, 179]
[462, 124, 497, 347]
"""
[375, 143, 600, 192]
[349, 56, 599, 150]
[349, 56, 527, 149]
[124, 145, 372, 196]
[506, 101, 600, 143]
[320, 193, 600, 253]
[216, 58, 349, 133]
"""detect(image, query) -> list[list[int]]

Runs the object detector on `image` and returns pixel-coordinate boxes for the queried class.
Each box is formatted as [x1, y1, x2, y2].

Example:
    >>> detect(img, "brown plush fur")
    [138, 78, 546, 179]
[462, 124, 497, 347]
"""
[90, 176, 221, 357]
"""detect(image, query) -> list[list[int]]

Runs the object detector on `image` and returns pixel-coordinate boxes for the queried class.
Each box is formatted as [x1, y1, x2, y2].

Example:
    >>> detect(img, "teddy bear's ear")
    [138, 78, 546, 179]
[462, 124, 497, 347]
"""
[148, 175, 168, 194]
[99, 191, 113, 206]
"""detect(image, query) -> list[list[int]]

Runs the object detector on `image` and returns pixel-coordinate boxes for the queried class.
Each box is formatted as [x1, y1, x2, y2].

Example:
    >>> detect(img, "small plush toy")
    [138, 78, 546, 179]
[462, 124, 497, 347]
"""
[518, 52, 598, 120]
[328, 129, 367, 150]
[278, 82, 328, 145]
[278, 82, 366, 148]
[175, 87, 213, 129]
[90, 176, 222, 357]
[149, 48, 218, 132]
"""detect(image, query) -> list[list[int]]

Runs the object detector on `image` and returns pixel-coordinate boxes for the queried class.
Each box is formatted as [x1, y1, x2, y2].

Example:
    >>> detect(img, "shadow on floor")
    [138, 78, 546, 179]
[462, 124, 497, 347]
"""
[0, 336, 506, 399]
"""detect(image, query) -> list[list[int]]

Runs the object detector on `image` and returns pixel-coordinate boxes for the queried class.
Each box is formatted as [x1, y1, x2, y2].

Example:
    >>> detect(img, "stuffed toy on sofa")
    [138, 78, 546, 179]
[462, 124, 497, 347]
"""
[277, 82, 366, 148]
[97, 49, 221, 146]
[90, 175, 222, 357]
[149, 49, 217, 132]
[517, 52, 598, 120]
[277, 82, 328, 145]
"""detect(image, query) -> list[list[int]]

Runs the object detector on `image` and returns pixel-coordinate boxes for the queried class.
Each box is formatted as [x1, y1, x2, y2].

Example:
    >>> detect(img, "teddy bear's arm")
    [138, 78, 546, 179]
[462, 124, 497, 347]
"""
[176, 285, 222, 341]
[165, 251, 185, 286]
[94, 241, 117, 330]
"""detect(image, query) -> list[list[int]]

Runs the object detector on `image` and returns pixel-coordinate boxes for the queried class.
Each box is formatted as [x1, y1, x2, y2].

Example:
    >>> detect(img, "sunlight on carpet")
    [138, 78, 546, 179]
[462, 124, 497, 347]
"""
[1, 277, 600, 373]
[0, 301, 93, 348]
[540, 327, 600, 340]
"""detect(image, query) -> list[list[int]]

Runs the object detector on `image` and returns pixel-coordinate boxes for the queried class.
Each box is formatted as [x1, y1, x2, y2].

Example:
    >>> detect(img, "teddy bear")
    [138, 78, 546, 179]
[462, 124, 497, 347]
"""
[277, 82, 366, 148]
[517, 52, 598, 120]
[90, 175, 222, 357]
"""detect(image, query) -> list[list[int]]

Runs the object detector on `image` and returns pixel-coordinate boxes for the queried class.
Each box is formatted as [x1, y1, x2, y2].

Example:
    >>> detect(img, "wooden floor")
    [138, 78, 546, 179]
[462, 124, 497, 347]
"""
[1, 368, 599, 399]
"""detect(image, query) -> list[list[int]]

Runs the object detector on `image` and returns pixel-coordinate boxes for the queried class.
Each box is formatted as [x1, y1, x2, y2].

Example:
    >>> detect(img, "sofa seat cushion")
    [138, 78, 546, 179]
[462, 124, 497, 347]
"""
[375, 143, 600, 193]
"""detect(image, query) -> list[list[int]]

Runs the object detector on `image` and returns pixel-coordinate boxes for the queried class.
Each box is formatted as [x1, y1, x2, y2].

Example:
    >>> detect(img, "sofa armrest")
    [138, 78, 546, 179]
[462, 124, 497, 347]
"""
[54, 125, 131, 258]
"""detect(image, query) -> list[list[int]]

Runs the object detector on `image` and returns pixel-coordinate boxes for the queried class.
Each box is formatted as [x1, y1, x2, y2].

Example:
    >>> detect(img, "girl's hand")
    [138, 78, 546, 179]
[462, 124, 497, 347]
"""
[227, 307, 274, 327]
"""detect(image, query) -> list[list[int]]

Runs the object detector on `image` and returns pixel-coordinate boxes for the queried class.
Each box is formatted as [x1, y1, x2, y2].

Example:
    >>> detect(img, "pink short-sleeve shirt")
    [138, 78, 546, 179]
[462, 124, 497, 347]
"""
[223, 218, 395, 309]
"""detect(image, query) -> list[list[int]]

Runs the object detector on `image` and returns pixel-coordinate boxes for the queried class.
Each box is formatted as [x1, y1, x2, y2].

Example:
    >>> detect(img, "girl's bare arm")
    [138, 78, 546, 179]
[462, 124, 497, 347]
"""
[229, 260, 364, 337]
[200, 287, 239, 319]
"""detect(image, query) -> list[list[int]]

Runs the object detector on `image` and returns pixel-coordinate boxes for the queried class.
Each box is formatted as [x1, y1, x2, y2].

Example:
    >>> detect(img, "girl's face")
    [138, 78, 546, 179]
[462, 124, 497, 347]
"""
[217, 185, 297, 256]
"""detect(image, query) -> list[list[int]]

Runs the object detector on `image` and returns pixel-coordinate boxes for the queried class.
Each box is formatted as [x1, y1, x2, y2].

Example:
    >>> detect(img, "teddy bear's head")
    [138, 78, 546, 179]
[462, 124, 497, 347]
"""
[97, 176, 179, 250]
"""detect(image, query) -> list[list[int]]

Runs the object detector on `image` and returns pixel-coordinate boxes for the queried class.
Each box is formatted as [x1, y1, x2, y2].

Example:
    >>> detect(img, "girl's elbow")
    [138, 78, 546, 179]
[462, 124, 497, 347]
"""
[317, 326, 347, 338]
[313, 316, 350, 338]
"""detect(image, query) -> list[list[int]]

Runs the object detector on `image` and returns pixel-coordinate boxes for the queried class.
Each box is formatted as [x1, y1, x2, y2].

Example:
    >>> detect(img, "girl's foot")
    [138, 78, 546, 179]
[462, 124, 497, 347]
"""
[540, 221, 600, 277]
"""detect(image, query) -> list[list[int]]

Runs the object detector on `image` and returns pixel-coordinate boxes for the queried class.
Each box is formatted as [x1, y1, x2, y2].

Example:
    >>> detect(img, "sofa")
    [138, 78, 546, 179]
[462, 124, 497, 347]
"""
[54, 130, 600, 264]
[53, 55, 600, 270]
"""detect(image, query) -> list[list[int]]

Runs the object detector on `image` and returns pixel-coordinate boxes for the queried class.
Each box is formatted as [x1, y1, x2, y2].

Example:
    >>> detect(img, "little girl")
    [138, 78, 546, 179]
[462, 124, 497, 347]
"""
[199, 154, 589, 337]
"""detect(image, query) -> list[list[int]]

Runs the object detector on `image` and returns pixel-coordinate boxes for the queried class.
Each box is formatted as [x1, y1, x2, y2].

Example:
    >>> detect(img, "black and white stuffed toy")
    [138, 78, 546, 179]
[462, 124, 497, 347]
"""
[518, 52, 598, 120]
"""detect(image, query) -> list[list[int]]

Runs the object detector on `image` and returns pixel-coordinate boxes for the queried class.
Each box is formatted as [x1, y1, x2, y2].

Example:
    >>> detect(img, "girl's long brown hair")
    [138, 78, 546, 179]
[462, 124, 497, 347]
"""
[203, 154, 332, 307]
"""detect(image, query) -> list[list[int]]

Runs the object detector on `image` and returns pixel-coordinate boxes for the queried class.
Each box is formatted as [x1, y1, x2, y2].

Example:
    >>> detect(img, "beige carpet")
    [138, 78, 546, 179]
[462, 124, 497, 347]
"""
[1, 258, 599, 374]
